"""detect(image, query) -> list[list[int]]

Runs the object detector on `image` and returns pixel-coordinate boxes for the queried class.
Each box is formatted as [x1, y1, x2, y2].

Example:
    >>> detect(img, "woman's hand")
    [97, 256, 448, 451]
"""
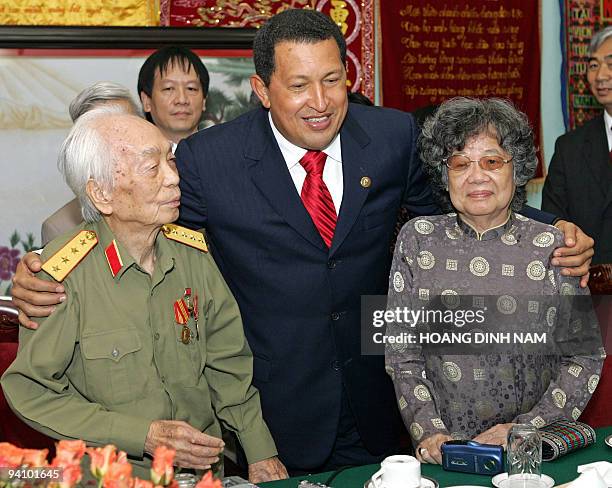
[415, 433, 453, 464]
[472, 423, 515, 447]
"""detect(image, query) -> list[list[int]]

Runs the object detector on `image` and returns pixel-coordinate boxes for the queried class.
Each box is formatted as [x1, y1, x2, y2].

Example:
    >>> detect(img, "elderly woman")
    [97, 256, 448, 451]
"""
[385, 98, 604, 464]
[1, 107, 286, 482]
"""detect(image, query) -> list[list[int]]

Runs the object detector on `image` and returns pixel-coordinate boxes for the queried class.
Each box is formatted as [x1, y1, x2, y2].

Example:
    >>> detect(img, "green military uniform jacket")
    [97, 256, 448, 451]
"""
[2, 219, 277, 475]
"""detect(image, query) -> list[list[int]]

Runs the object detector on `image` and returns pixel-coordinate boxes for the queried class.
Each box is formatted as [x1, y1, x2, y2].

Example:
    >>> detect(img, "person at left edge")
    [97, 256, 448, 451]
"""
[1, 106, 287, 483]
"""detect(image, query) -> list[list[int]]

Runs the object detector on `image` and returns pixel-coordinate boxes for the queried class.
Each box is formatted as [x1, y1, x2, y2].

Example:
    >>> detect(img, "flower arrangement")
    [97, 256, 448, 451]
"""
[0, 441, 222, 488]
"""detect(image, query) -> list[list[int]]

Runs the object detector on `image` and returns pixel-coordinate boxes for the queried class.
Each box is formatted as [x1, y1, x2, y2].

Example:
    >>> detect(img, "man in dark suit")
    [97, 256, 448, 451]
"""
[11, 8, 596, 475]
[543, 26, 612, 265]
[176, 11, 430, 472]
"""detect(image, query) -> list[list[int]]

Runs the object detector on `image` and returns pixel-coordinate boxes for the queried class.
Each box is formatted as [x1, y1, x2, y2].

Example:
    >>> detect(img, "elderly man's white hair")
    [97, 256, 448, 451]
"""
[58, 105, 132, 222]
[69, 81, 141, 122]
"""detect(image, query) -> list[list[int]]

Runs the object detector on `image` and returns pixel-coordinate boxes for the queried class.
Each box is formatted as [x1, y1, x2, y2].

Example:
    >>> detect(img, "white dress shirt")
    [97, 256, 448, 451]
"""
[604, 110, 612, 151]
[268, 112, 344, 214]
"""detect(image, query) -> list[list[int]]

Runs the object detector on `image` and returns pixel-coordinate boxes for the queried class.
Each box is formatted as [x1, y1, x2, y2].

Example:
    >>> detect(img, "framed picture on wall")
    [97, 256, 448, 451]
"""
[0, 26, 257, 293]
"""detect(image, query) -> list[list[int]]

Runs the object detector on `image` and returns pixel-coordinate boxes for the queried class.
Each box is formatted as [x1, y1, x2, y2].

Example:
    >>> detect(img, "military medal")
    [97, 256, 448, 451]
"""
[180, 326, 191, 345]
[174, 298, 190, 344]
[184, 288, 193, 313]
[193, 293, 200, 340]
[184, 288, 200, 340]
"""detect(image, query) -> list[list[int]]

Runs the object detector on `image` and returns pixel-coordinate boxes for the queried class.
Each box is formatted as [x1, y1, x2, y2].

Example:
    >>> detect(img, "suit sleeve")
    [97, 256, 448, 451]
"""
[385, 224, 450, 446]
[401, 115, 440, 217]
[175, 138, 209, 230]
[520, 206, 557, 225]
[0, 277, 151, 457]
[200, 253, 277, 464]
[41, 220, 57, 247]
[542, 139, 570, 220]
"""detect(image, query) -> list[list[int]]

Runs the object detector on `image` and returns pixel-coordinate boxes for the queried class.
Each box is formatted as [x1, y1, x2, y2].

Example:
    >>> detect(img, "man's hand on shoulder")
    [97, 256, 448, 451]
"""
[552, 220, 594, 288]
[11, 252, 66, 329]
[248, 456, 288, 483]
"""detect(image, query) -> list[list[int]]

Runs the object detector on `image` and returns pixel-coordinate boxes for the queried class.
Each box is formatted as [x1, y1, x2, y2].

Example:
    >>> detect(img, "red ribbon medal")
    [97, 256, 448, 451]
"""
[174, 299, 189, 325]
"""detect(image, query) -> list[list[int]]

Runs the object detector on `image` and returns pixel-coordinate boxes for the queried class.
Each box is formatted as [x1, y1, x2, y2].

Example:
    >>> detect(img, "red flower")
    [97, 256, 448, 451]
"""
[87, 445, 117, 479]
[54, 440, 86, 465]
[102, 460, 132, 488]
[21, 448, 49, 467]
[150, 447, 175, 486]
[194, 472, 222, 488]
[0, 442, 24, 468]
[0, 246, 20, 281]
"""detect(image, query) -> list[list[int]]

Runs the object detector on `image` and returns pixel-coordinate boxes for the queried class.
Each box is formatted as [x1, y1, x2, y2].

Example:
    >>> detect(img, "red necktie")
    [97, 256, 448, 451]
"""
[299, 150, 337, 248]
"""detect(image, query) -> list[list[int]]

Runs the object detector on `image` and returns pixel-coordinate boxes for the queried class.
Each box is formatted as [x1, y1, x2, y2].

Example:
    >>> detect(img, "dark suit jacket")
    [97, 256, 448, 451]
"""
[175, 104, 437, 470]
[542, 115, 612, 264]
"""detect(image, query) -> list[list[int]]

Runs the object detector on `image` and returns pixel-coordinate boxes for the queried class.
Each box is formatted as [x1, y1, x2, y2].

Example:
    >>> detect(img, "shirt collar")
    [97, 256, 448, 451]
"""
[456, 211, 515, 241]
[94, 218, 175, 282]
[267, 112, 342, 170]
[604, 111, 612, 152]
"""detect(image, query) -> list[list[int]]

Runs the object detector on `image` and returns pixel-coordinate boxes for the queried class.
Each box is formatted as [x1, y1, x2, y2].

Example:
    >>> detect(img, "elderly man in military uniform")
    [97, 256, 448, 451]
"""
[1, 107, 287, 483]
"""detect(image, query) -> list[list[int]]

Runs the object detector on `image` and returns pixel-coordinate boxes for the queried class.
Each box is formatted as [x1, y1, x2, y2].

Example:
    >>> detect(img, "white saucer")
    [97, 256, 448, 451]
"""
[605, 434, 612, 448]
[364, 475, 439, 488]
[491, 473, 555, 488]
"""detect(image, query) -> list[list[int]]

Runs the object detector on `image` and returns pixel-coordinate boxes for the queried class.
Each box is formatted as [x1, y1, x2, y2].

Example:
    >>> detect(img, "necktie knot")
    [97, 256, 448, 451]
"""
[300, 150, 327, 175]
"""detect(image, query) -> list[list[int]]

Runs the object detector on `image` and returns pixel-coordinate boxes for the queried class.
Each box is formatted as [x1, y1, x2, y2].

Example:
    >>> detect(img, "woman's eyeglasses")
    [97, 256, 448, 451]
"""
[444, 155, 513, 172]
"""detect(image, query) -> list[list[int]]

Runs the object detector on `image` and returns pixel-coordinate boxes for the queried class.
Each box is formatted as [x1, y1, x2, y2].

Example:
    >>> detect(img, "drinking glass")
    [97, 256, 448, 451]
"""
[504, 424, 543, 488]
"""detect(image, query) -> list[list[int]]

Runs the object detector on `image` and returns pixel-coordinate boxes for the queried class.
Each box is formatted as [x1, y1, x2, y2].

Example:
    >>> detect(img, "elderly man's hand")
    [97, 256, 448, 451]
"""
[144, 420, 224, 469]
[415, 433, 453, 464]
[12, 252, 66, 329]
[248, 456, 288, 483]
[472, 423, 515, 447]
[552, 220, 594, 288]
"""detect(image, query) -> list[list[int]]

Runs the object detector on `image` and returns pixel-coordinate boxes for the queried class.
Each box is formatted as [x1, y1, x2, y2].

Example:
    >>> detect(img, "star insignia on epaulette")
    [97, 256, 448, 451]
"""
[42, 230, 98, 282]
[161, 224, 208, 252]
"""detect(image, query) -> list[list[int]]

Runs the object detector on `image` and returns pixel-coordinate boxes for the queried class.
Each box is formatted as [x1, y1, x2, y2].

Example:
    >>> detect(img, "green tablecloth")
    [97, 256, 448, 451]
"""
[261, 426, 612, 488]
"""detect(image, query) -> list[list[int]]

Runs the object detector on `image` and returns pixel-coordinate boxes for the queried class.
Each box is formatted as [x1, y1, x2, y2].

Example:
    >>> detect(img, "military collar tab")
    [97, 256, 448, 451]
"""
[104, 239, 124, 278]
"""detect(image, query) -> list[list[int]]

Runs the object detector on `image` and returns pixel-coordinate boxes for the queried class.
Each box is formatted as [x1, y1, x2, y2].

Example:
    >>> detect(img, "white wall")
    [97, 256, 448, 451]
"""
[531, 0, 567, 209]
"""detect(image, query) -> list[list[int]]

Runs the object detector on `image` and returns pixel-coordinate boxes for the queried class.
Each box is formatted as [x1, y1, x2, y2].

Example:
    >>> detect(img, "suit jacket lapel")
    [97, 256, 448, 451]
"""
[329, 111, 371, 256]
[590, 116, 612, 211]
[245, 109, 327, 251]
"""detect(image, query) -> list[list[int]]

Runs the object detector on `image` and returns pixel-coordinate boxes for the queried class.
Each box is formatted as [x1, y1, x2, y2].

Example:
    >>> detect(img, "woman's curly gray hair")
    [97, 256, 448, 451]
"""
[418, 97, 538, 212]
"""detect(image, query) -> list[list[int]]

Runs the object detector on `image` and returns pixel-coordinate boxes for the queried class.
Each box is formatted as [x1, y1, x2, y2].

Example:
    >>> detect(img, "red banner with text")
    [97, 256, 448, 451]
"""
[161, 0, 376, 100]
[380, 1, 543, 177]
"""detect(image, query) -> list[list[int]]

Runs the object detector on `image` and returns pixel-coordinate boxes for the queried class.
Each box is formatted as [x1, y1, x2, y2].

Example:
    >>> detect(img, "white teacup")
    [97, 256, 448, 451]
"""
[371, 455, 421, 488]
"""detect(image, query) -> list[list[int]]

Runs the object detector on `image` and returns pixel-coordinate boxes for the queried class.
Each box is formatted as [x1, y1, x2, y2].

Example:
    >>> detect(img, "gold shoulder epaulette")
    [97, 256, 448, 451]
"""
[162, 224, 208, 252]
[42, 230, 98, 282]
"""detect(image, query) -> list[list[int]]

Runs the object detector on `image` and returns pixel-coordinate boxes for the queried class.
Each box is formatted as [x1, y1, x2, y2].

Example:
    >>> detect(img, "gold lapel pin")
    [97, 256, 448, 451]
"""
[360, 176, 372, 188]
